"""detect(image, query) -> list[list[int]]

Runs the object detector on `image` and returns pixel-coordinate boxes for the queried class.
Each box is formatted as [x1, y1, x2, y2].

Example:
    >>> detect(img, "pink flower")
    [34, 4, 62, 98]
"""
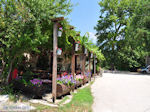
[76, 75, 84, 79]
[59, 27, 63, 31]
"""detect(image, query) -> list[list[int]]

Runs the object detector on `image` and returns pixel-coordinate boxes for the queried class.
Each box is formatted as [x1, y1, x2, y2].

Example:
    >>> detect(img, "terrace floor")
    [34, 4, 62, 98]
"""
[92, 72, 150, 112]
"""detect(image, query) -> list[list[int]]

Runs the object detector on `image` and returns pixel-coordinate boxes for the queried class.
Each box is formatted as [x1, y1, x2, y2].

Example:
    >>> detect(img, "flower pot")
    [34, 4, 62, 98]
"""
[58, 31, 62, 37]
[84, 48, 88, 54]
[83, 78, 89, 84]
[91, 53, 93, 58]
[75, 43, 79, 51]
[69, 85, 75, 92]
[57, 48, 62, 55]
[12, 80, 47, 98]
[75, 80, 83, 88]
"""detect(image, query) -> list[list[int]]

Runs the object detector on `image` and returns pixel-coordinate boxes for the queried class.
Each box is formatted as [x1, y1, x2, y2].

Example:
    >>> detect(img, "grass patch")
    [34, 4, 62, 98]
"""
[42, 85, 93, 112]
[30, 103, 57, 112]
[31, 82, 94, 112]
[58, 96, 70, 105]
[59, 86, 93, 112]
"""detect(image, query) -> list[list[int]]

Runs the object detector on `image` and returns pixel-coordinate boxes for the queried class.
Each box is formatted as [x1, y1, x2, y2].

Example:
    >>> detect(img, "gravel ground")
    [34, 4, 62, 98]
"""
[92, 73, 150, 112]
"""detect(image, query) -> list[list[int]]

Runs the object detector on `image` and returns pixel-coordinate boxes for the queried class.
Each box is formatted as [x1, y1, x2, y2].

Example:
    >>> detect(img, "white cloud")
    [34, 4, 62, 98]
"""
[88, 32, 97, 44]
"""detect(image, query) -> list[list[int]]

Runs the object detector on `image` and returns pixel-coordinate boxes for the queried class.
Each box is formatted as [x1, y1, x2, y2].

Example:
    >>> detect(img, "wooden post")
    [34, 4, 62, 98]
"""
[93, 55, 96, 77]
[51, 17, 64, 103]
[82, 47, 86, 76]
[52, 22, 58, 103]
[89, 53, 91, 72]
[75, 55, 77, 72]
[89, 53, 91, 80]
[71, 40, 75, 77]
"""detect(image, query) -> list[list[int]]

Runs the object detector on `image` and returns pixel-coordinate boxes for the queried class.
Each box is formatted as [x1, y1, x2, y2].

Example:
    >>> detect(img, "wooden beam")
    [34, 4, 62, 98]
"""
[69, 25, 74, 30]
[51, 17, 64, 22]
[52, 22, 58, 103]
[76, 33, 80, 36]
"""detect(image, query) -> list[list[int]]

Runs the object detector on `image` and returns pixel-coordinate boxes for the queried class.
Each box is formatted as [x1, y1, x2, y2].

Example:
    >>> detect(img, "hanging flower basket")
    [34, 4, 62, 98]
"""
[84, 48, 88, 54]
[58, 27, 63, 37]
[75, 43, 79, 51]
[57, 48, 62, 55]
[75, 41, 80, 51]
[91, 53, 93, 58]
[58, 31, 62, 37]
[95, 59, 97, 63]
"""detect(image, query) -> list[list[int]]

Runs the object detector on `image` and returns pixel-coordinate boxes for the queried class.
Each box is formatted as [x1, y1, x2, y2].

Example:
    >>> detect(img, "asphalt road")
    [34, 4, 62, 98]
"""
[92, 73, 150, 112]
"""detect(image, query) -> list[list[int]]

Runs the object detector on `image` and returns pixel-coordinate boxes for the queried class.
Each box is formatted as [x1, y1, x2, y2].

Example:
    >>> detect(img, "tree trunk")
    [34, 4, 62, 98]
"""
[111, 44, 115, 70]
[6, 58, 15, 84]
[0, 59, 6, 76]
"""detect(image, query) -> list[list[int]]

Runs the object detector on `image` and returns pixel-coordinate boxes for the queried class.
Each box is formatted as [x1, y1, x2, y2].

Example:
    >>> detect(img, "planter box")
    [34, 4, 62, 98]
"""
[12, 80, 49, 98]
[75, 80, 83, 88]
[83, 78, 89, 84]
[56, 83, 71, 97]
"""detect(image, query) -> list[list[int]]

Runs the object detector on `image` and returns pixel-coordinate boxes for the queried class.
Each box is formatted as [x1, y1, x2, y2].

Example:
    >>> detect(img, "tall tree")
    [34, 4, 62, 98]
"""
[95, 0, 140, 70]
[0, 0, 72, 82]
[116, 0, 150, 69]
[127, 0, 150, 58]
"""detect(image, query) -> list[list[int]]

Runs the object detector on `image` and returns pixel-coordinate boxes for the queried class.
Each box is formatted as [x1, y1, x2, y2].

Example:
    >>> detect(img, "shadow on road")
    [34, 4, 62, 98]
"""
[104, 70, 150, 76]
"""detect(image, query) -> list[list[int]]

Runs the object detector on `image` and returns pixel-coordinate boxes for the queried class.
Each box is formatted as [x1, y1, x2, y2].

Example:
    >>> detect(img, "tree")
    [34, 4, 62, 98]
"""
[116, 0, 150, 70]
[0, 0, 72, 82]
[95, 0, 141, 70]
[127, 0, 150, 59]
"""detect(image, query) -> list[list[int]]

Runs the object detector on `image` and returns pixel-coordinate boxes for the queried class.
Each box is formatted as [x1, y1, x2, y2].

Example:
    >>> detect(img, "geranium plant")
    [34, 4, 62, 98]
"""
[30, 79, 42, 86]
[85, 72, 92, 78]
[75, 75, 84, 82]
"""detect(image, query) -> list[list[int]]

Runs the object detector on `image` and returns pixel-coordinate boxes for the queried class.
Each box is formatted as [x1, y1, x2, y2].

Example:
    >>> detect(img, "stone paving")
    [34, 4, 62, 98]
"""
[0, 95, 35, 111]
[92, 73, 150, 112]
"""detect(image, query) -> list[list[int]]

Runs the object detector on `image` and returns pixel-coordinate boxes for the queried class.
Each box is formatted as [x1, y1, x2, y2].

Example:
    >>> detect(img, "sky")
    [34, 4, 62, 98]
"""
[67, 0, 100, 44]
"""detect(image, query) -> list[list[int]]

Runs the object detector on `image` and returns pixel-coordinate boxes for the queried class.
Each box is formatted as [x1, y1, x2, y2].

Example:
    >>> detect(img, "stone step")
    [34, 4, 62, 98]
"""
[42, 93, 52, 102]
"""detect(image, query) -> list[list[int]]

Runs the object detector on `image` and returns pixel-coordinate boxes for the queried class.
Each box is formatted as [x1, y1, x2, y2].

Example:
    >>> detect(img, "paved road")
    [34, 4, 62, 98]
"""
[92, 73, 150, 112]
